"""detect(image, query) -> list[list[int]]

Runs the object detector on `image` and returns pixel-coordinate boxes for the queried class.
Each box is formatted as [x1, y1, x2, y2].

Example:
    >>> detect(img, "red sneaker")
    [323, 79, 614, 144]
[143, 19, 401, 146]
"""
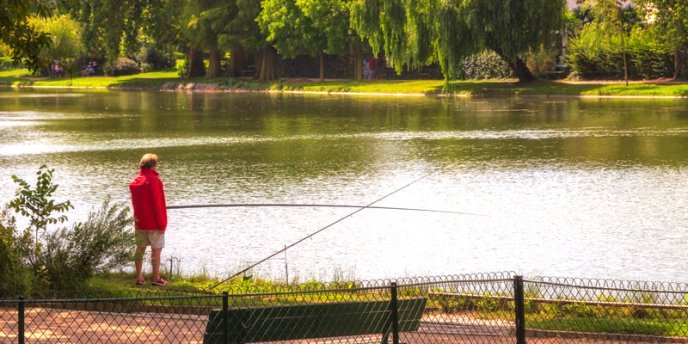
[151, 278, 169, 286]
[135, 279, 145, 286]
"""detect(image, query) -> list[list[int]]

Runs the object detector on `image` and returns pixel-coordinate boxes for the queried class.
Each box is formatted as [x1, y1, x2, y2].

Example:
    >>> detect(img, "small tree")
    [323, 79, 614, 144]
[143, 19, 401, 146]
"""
[0, 207, 33, 296]
[9, 165, 72, 273]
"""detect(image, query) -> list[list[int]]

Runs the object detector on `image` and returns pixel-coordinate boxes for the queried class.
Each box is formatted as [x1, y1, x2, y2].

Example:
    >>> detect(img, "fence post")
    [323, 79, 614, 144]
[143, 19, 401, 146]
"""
[18, 297, 25, 344]
[514, 276, 526, 344]
[390, 282, 400, 344]
[222, 292, 229, 344]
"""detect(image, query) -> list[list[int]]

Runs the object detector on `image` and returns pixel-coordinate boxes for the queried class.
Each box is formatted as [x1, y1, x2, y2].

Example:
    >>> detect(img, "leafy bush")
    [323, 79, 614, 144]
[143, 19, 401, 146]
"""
[29, 14, 83, 71]
[42, 198, 134, 290]
[0, 208, 33, 297]
[177, 58, 189, 77]
[0, 56, 17, 70]
[105, 56, 140, 76]
[137, 45, 174, 72]
[461, 51, 513, 79]
[568, 25, 674, 79]
[1, 166, 135, 294]
[527, 46, 560, 78]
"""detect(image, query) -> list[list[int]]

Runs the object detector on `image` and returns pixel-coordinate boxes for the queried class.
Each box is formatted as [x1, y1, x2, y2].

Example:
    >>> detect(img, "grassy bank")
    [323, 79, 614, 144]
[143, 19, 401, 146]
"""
[2, 68, 688, 97]
[83, 273, 688, 339]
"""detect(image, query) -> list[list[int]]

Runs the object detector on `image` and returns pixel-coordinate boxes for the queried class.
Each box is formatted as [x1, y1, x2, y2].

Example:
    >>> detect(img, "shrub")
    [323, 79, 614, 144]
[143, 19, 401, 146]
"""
[29, 14, 83, 74]
[568, 25, 674, 79]
[461, 51, 513, 79]
[0, 207, 33, 297]
[42, 198, 134, 290]
[137, 45, 174, 72]
[177, 58, 189, 77]
[0, 56, 17, 71]
[527, 46, 560, 78]
[105, 56, 140, 76]
[3, 166, 135, 294]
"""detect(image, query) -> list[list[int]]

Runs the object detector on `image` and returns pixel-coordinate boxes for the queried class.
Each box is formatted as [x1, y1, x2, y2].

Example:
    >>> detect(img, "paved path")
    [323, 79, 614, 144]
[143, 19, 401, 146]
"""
[2, 307, 687, 343]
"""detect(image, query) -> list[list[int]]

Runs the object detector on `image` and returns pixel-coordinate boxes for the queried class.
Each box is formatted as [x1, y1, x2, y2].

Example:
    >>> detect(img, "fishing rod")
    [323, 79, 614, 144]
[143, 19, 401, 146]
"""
[167, 203, 486, 217]
[207, 172, 440, 290]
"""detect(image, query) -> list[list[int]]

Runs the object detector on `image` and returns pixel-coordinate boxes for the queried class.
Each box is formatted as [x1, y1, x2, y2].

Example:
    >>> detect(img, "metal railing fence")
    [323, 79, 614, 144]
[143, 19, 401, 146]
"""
[1, 272, 688, 343]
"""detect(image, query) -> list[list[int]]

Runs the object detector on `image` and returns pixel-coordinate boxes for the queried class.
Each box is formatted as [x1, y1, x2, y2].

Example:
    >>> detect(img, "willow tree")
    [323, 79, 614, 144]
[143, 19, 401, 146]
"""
[352, 0, 565, 83]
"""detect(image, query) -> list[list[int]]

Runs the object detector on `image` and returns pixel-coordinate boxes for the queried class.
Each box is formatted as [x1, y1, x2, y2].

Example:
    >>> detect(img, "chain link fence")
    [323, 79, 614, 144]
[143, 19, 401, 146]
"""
[1, 272, 688, 343]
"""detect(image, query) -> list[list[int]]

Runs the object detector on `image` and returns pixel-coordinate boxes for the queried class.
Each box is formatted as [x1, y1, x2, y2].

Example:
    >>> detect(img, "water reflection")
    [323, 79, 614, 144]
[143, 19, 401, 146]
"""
[1, 89, 688, 281]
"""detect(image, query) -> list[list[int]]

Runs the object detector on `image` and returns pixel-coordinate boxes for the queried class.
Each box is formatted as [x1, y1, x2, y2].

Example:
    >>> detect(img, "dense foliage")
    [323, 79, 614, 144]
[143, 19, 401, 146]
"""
[1, 0, 687, 82]
[568, 25, 673, 79]
[351, 0, 565, 85]
[461, 52, 513, 80]
[29, 14, 83, 76]
[637, 0, 688, 79]
[0, 0, 52, 73]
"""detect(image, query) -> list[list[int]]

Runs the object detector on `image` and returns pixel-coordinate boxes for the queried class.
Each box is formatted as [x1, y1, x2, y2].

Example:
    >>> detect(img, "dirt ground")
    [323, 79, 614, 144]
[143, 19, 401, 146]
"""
[1, 307, 687, 343]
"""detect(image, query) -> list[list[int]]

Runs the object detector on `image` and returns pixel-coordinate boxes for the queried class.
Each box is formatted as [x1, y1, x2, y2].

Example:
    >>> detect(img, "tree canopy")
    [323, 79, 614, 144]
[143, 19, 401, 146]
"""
[0, 0, 52, 73]
[258, 0, 351, 80]
[637, 0, 688, 78]
[352, 0, 566, 83]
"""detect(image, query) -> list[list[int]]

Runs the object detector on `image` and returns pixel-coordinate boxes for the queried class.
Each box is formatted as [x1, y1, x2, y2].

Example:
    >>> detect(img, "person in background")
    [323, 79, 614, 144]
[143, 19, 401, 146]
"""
[368, 56, 377, 80]
[363, 57, 370, 80]
[130, 153, 170, 286]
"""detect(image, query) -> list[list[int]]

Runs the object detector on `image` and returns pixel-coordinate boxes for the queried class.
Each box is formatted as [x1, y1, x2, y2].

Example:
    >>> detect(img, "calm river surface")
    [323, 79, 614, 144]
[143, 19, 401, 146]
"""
[1, 89, 688, 282]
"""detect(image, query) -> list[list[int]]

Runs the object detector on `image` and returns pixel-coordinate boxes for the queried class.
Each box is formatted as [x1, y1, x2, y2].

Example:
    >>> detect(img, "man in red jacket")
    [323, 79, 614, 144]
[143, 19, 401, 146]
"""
[130, 153, 169, 286]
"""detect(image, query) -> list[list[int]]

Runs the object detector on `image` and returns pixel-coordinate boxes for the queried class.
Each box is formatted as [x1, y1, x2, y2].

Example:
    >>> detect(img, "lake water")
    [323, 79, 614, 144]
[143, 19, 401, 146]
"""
[1, 89, 688, 282]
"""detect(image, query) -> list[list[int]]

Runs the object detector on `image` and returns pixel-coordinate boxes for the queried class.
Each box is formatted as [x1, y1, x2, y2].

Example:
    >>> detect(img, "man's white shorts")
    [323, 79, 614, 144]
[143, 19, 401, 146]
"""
[135, 229, 165, 249]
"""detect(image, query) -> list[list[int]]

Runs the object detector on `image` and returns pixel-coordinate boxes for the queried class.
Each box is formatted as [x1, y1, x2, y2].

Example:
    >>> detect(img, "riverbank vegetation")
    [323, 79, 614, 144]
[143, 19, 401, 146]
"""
[1, 1, 687, 90]
[0, 166, 134, 296]
[2, 68, 688, 97]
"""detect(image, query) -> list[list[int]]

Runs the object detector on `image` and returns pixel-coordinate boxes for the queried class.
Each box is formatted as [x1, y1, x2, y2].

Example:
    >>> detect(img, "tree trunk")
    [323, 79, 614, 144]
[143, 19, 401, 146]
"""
[351, 40, 363, 81]
[227, 46, 247, 77]
[188, 48, 206, 77]
[674, 47, 683, 80]
[511, 58, 537, 83]
[207, 44, 221, 78]
[490, 44, 536, 83]
[257, 46, 278, 81]
[319, 53, 325, 81]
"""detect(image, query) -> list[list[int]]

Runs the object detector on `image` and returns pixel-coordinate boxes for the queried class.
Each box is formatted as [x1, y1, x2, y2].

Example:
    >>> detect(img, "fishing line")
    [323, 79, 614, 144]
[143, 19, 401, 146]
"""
[207, 172, 438, 289]
[168, 203, 486, 217]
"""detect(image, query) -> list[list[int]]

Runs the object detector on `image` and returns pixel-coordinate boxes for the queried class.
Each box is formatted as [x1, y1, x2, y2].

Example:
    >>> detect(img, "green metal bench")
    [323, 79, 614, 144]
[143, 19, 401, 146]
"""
[203, 297, 427, 344]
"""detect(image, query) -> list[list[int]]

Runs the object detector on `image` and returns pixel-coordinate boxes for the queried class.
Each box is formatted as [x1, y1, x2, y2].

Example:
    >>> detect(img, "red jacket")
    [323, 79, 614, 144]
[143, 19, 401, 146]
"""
[130, 169, 167, 231]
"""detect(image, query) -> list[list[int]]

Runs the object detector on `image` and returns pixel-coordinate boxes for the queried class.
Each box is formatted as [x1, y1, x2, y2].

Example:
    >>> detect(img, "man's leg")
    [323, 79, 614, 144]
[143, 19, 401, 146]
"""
[135, 245, 146, 281]
[151, 248, 162, 282]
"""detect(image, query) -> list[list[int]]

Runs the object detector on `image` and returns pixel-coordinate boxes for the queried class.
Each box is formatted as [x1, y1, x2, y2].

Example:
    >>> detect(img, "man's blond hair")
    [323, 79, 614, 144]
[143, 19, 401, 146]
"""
[139, 153, 158, 169]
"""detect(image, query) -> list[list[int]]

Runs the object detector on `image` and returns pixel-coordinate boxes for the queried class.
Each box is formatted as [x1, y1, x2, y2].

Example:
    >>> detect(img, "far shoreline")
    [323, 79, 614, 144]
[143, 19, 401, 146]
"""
[2, 69, 688, 99]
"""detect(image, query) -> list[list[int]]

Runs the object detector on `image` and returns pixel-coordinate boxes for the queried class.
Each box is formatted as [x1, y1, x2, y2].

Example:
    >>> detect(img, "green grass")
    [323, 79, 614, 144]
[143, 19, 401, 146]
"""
[51, 274, 688, 338]
[529, 317, 688, 337]
[80, 272, 377, 310]
[1, 67, 688, 97]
